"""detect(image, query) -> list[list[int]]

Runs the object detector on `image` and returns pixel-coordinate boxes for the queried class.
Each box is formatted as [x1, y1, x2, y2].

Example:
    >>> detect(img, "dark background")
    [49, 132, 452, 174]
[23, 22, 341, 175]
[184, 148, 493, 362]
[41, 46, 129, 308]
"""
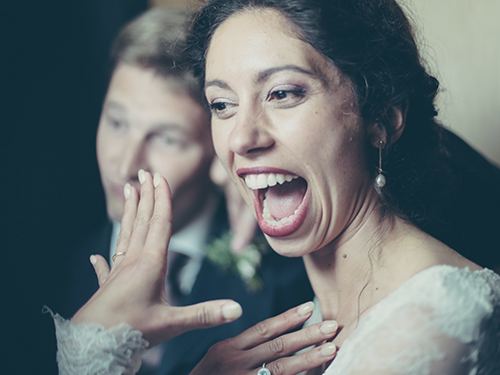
[6, 1, 148, 373]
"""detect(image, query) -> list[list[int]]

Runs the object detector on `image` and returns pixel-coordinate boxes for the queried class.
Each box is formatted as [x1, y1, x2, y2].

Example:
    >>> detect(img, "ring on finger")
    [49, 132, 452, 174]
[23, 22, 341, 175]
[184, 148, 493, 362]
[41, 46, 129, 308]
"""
[112, 251, 127, 262]
[257, 363, 271, 375]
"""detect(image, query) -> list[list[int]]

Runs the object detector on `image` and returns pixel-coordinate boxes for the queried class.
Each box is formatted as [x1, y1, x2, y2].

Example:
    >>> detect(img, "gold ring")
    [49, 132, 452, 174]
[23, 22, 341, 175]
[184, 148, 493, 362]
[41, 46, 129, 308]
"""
[112, 251, 127, 262]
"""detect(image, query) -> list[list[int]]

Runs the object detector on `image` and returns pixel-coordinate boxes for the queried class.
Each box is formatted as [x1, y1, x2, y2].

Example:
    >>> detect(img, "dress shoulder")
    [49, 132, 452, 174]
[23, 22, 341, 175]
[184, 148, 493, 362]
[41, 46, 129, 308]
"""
[324, 266, 500, 375]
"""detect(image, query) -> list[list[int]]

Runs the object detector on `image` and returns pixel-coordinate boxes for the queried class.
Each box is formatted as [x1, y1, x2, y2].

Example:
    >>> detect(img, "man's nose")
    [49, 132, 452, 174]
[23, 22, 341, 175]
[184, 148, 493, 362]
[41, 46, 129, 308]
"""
[118, 140, 147, 181]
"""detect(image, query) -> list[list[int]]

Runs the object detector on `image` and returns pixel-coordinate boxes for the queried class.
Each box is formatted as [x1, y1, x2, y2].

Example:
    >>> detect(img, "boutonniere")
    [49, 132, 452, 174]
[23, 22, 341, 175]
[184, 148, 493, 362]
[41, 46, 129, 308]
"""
[206, 232, 268, 292]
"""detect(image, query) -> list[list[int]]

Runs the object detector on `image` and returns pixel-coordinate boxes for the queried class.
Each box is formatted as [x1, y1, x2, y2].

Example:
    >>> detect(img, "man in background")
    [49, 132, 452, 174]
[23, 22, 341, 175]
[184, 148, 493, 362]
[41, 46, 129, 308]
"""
[64, 9, 313, 375]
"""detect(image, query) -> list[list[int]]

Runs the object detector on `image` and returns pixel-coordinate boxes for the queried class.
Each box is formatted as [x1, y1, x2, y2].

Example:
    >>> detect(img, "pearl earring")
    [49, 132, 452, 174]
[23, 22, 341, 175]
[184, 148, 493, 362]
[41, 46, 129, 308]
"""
[375, 140, 386, 188]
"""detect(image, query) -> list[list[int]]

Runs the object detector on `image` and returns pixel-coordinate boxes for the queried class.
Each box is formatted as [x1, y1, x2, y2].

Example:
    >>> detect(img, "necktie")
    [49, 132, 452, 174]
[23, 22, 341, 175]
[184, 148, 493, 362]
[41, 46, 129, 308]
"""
[139, 250, 189, 374]
[165, 250, 189, 306]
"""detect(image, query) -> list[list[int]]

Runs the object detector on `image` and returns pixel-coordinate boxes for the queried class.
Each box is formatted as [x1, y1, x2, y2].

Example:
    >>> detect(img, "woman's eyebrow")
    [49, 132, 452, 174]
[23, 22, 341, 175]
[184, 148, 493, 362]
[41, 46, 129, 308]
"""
[205, 79, 229, 90]
[205, 65, 316, 91]
[256, 65, 314, 83]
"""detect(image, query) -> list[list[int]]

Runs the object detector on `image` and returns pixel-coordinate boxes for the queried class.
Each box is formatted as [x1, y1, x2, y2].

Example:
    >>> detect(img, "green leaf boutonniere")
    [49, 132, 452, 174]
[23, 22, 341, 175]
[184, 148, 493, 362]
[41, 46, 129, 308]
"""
[206, 232, 268, 292]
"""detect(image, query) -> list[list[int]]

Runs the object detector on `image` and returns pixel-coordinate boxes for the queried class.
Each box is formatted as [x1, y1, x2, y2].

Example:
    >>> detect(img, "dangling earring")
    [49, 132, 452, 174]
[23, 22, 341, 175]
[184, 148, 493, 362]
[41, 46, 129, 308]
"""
[375, 140, 386, 188]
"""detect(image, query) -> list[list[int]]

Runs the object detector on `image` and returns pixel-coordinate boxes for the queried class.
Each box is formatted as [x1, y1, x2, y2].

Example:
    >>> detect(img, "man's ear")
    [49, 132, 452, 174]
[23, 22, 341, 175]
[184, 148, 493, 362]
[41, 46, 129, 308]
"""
[367, 106, 406, 148]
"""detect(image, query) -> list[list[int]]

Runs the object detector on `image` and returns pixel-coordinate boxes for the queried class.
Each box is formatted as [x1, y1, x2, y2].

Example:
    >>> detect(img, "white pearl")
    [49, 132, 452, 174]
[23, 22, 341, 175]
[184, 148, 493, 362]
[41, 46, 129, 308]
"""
[375, 174, 386, 188]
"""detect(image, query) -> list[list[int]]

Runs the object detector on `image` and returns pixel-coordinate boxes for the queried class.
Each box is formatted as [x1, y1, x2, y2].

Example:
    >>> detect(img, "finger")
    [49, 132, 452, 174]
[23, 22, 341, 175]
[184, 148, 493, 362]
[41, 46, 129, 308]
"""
[266, 342, 337, 375]
[90, 254, 110, 287]
[113, 183, 139, 267]
[154, 300, 242, 342]
[230, 208, 257, 252]
[232, 301, 315, 350]
[250, 320, 338, 366]
[143, 173, 173, 264]
[127, 169, 155, 258]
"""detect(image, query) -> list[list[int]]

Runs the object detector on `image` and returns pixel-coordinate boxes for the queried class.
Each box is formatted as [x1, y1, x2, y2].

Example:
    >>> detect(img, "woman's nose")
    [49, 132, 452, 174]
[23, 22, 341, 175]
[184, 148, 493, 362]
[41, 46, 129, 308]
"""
[228, 107, 275, 157]
[118, 140, 147, 181]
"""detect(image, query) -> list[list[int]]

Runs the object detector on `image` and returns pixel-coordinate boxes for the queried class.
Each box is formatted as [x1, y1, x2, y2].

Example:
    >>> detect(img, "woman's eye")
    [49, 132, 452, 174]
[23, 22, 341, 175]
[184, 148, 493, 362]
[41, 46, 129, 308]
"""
[208, 100, 237, 120]
[267, 87, 306, 104]
[209, 102, 228, 112]
[270, 90, 288, 100]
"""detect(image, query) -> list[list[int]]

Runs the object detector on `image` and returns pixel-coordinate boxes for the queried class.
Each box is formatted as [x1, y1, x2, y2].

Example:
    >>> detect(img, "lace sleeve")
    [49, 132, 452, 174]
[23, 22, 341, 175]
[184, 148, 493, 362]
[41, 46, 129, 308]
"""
[46, 308, 149, 375]
[324, 266, 500, 375]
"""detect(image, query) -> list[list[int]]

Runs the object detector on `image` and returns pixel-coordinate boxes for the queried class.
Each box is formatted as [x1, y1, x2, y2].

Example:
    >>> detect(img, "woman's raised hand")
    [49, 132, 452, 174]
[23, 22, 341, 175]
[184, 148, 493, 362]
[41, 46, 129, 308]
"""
[190, 302, 338, 375]
[71, 170, 242, 347]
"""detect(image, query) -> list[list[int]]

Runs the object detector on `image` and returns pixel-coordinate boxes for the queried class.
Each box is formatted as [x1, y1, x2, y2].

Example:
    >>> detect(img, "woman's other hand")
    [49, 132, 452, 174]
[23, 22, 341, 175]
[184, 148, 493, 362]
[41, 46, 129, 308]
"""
[190, 302, 338, 375]
[71, 170, 242, 347]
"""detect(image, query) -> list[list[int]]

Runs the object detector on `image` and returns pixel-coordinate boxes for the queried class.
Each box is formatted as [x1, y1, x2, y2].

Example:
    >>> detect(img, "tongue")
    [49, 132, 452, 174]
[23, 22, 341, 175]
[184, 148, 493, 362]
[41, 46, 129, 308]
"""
[266, 178, 307, 220]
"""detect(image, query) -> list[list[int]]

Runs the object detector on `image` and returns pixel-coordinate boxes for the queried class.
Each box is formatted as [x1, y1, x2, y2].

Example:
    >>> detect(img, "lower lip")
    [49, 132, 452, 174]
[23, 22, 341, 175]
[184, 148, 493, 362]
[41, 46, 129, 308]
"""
[252, 187, 310, 237]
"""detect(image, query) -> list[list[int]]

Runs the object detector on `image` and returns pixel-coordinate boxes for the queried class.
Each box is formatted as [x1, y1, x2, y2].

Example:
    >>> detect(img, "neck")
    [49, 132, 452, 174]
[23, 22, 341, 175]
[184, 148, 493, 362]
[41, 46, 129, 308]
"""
[303, 201, 398, 325]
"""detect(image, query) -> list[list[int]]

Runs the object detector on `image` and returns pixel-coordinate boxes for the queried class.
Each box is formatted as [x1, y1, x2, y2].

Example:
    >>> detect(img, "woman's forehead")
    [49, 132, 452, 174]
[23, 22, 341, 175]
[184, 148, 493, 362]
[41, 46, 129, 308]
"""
[206, 8, 337, 86]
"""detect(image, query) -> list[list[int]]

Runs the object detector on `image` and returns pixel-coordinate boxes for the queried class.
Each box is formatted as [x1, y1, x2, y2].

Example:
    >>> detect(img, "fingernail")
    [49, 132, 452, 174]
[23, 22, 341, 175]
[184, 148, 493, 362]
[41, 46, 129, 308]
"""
[297, 301, 315, 316]
[124, 183, 132, 199]
[138, 169, 146, 184]
[222, 302, 242, 320]
[320, 343, 337, 356]
[90, 255, 97, 265]
[153, 172, 161, 187]
[320, 320, 338, 334]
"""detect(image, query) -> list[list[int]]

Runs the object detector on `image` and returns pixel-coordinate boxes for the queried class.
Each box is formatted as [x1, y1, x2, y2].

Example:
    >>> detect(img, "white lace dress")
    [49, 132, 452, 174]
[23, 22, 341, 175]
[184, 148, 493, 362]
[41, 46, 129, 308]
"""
[324, 265, 500, 375]
[52, 265, 500, 375]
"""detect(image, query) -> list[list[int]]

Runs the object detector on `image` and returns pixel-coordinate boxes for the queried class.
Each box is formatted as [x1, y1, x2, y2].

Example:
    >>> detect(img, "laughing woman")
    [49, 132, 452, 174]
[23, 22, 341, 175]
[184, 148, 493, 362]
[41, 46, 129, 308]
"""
[54, 0, 500, 374]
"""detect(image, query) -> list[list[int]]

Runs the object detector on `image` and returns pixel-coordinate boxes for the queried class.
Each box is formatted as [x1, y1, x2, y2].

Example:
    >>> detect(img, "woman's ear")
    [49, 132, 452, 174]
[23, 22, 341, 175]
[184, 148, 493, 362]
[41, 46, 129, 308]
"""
[367, 106, 406, 148]
[388, 106, 406, 145]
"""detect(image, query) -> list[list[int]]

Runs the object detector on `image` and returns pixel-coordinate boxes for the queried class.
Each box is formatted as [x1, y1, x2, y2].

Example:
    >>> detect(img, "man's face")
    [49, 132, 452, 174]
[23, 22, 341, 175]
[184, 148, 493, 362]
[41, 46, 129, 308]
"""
[96, 64, 214, 232]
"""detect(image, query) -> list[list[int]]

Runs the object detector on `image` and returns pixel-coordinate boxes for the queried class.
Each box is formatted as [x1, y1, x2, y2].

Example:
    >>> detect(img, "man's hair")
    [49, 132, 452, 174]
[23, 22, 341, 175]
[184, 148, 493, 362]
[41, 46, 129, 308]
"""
[110, 8, 203, 104]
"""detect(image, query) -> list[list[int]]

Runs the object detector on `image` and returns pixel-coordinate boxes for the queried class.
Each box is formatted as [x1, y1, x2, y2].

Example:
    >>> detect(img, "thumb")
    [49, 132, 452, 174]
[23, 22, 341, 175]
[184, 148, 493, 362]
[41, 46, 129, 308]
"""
[90, 254, 110, 287]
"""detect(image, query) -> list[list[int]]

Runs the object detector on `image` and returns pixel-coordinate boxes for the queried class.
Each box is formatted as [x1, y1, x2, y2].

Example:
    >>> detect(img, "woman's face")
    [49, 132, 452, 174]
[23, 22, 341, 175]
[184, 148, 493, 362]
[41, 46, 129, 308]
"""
[205, 9, 377, 256]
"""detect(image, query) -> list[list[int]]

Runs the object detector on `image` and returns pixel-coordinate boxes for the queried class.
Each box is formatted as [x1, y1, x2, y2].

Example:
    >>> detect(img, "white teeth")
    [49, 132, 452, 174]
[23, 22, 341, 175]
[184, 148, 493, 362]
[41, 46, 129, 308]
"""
[267, 174, 277, 187]
[256, 174, 268, 189]
[244, 173, 298, 190]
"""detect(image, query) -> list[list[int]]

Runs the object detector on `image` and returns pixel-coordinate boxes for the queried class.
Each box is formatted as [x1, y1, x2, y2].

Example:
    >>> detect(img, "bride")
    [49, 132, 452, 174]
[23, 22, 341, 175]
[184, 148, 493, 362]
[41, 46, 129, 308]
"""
[55, 0, 500, 374]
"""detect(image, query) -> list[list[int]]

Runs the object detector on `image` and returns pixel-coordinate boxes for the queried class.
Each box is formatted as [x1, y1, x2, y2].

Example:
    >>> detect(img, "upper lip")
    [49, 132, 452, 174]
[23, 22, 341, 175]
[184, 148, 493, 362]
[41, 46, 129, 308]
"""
[237, 167, 299, 178]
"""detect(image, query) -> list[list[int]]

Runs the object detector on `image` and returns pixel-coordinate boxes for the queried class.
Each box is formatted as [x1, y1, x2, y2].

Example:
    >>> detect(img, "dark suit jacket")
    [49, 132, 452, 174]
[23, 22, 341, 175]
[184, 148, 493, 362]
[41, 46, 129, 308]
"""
[64, 199, 314, 375]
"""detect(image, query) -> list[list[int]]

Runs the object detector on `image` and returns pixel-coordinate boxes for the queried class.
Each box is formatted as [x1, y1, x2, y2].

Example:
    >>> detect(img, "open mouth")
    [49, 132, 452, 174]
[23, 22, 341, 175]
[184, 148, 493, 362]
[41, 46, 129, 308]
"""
[242, 171, 309, 237]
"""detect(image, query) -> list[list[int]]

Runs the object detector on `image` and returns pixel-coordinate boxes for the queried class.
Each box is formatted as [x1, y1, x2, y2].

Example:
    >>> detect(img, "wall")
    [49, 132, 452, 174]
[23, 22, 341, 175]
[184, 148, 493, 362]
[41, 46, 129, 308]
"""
[403, 0, 500, 166]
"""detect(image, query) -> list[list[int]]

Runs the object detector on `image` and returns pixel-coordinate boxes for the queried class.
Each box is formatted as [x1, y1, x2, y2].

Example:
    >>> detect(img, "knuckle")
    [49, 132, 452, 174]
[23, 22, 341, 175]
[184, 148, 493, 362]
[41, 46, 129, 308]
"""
[150, 213, 166, 226]
[304, 326, 317, 341]
[197, 306, 213, 327]
[134, 214, 150, 227]
[254, 320, 270, 338]
[116, 230, 131, 244]
[304, 348, 319, 365]
[268, 361, 285, 375]
[269, 337, 285, 354]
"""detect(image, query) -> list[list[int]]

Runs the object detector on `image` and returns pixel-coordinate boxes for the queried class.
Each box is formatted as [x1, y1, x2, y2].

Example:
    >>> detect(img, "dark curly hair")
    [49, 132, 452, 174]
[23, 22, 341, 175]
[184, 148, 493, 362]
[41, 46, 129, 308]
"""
[185, 0, 453, 227]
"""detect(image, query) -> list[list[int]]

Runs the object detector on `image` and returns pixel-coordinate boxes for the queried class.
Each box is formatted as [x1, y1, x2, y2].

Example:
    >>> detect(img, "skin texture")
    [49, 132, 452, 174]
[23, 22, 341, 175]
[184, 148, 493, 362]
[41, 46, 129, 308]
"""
[96, 64, 215, 233]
